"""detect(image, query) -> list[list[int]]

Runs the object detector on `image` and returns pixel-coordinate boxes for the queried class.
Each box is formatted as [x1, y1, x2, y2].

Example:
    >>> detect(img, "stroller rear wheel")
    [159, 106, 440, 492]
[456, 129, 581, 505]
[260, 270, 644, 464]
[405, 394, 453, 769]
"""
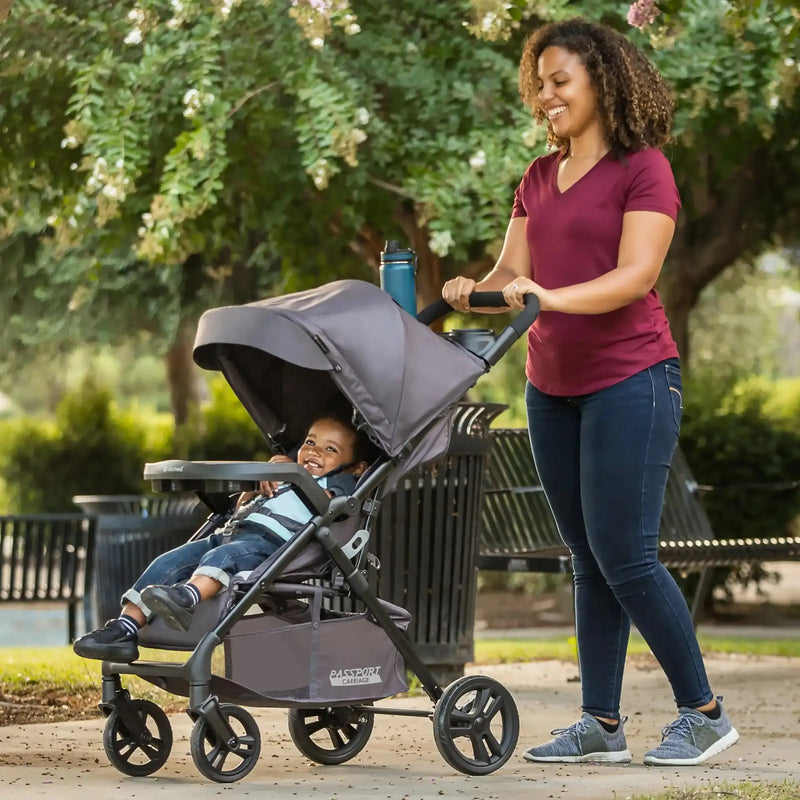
[189, 703, 261, 783]
[432, 675, 519, 775]
[288, 704, 373, 765]
[103, 698, 173, 777]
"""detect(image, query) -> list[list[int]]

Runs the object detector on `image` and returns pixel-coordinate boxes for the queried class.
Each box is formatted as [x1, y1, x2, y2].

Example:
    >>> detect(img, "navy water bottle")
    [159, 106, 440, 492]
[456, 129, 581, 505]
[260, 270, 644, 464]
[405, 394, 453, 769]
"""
[380, 240, 417, 315]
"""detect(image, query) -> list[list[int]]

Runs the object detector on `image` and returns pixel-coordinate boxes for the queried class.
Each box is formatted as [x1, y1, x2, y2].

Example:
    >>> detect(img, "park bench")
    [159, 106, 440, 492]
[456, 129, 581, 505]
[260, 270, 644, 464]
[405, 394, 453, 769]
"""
[0, 514, 96, 643]
[478, 428, 800, 622]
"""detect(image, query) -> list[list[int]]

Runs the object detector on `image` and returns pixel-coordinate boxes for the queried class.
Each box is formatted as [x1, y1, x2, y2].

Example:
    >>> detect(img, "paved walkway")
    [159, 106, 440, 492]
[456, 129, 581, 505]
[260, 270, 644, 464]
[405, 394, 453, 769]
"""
[1, 655, 798, 799]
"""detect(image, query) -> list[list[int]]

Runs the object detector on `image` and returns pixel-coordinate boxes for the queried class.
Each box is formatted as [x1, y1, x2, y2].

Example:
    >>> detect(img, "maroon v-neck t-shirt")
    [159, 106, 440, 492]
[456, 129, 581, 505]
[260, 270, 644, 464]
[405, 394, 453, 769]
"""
[511, 147, 680, 397]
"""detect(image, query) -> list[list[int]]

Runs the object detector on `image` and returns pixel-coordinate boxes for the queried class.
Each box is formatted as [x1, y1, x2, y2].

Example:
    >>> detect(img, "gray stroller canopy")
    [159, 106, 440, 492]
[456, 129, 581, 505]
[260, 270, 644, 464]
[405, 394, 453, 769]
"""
[193, 280, 486, 470]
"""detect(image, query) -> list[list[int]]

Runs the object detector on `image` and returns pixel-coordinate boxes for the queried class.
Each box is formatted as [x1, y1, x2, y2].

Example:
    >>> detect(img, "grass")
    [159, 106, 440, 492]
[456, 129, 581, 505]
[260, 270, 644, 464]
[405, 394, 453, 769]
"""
[627, 781, 800, 800]
[473, 631, 800, 664]
[2, 632, 799, 691]
[0, 645, 192, 711]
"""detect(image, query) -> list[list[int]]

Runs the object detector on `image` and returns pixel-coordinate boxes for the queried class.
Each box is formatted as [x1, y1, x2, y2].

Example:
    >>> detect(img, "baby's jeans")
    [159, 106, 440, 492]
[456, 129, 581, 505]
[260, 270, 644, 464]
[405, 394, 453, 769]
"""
[121, 531, 280, 618]
[525, 358, 713, 718]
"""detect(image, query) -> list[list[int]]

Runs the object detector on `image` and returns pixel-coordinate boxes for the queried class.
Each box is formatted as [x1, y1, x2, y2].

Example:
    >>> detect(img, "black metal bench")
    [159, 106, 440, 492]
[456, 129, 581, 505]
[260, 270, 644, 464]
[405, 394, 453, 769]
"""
[478, 429, 800, 622]
[0, 514, 96, 642]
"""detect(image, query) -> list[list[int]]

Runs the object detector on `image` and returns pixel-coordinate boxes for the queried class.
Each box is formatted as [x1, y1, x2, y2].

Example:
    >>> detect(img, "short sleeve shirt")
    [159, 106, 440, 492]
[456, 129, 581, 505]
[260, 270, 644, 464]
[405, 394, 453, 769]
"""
[511, 147, 680, 396]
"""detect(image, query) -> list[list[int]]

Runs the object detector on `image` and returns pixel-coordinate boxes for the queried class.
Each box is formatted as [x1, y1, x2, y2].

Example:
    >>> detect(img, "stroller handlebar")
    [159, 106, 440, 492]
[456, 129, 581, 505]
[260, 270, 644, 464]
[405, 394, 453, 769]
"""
[416, 291, 539, 367]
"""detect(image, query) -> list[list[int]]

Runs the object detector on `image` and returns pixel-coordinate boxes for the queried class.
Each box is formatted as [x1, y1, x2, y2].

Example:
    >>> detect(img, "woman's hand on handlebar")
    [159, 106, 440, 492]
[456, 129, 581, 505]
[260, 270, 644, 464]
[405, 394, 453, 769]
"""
[502, 276, 544, 311]
[442, 276, 477, 312]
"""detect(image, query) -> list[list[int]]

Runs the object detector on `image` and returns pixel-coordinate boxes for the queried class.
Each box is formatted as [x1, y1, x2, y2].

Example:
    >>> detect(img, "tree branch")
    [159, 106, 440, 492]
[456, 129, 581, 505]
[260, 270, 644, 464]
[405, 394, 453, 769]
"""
[226, 82, 278, 119]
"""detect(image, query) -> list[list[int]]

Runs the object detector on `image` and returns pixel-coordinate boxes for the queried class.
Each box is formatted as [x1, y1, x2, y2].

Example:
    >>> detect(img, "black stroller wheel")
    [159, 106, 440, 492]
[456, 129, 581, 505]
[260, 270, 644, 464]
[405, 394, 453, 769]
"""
[103, 698, 173, 777]
[432, 675, 519, 775]
[288, 704, 373, 765]
[189, 703, 261, 783]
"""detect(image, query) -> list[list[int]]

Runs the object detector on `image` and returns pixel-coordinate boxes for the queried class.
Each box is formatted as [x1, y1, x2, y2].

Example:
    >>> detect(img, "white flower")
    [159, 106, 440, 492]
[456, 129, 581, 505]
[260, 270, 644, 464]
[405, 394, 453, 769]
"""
[310, 158, 330, 189]
[769, 95, 779, 109]
[311, 37, 325, 49]
[124, 28, 143, 45]
[345, 23, 361, 35]
[46, 214, 58, 225]
[102, 184, 119, 198]
[355, 107, 370, 126]
[469, 150, 487, 169]
[167, 17, 180, 29]
[171, 0, 184, 12]
[429, 230, 455, 258]
[183, 88, 200, 105]
[480, 12, 498, 33]
[115, 158, 124, 168]
[521, 127, 540, 148]
[142, 212, 154, 226]
[137, 226, 146, 237]
[70, 163, 78, 171]
[127, 8, 145, 24]
[785, 57, 796, 68]
[352, 128, 367, 143]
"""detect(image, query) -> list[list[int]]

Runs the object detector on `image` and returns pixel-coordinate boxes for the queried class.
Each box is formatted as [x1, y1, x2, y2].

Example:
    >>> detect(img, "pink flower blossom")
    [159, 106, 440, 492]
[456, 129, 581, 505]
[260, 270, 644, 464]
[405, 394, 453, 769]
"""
[627, 0, 660, 31]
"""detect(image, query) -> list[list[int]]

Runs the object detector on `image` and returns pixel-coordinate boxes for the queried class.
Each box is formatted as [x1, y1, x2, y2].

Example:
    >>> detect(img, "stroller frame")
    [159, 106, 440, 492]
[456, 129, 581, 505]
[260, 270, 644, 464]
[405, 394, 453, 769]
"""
[94, 288, 539, 783]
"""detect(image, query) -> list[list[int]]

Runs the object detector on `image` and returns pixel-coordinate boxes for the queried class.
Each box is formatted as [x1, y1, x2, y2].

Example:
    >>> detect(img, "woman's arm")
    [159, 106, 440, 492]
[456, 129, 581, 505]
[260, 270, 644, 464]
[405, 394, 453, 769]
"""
[504, 211, 675, 312]
[442, 217, 530, 312]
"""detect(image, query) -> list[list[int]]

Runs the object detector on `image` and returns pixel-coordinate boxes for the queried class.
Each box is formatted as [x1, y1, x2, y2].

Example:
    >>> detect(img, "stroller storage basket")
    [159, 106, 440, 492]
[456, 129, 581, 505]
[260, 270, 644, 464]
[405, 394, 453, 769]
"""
[223, 597, 411, 706]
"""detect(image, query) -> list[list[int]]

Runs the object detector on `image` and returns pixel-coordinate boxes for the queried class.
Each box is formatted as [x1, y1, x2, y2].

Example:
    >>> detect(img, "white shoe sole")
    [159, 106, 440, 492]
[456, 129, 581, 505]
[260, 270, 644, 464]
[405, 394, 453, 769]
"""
[524, 749, 632, 764]
[643, 727, 739, 766]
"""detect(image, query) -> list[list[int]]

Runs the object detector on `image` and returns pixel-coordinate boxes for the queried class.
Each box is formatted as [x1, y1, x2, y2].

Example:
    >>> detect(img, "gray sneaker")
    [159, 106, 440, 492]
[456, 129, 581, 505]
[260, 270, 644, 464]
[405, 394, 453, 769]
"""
[644, 697, 739, 766]
[523, 712, 632, 763]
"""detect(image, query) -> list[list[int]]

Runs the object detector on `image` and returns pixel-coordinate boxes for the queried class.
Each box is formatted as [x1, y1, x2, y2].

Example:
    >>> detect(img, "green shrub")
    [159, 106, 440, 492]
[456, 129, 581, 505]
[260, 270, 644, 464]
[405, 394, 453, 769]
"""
[172, 377, 270, 462]
[0, 378, 152, 512]
[681, 377, 800, 541]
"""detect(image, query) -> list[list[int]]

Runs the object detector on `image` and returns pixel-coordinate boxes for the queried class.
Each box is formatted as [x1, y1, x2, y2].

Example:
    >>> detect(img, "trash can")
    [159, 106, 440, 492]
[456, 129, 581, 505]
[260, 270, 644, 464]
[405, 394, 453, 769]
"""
[73, 495, 206, 629]
[372, 402, 506, 683]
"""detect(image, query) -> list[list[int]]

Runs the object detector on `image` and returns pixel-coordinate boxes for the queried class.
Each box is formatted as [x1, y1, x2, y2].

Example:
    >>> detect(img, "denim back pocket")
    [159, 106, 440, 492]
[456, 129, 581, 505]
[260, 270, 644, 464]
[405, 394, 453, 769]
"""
[664, 361, 683, 429]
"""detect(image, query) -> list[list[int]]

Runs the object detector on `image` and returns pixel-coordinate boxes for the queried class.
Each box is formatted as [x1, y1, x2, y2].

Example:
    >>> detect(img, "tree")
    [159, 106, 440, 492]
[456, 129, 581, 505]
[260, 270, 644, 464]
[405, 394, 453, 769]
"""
[1, 0, 797, 421]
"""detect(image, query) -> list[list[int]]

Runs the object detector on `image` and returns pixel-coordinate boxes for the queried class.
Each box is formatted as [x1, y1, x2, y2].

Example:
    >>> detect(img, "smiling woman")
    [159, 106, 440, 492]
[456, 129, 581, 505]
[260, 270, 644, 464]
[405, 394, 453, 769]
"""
[440, 17, 740, 769]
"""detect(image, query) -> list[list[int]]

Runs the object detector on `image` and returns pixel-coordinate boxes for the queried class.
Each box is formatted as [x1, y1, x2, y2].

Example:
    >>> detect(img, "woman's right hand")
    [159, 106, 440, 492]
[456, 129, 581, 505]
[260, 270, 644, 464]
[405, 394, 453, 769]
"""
[442, 276, 477, 313]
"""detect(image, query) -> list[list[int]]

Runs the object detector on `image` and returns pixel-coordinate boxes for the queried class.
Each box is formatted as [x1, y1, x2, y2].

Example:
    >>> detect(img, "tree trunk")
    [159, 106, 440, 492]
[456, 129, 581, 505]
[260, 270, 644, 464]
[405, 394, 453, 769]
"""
[164, 317, 202, 426]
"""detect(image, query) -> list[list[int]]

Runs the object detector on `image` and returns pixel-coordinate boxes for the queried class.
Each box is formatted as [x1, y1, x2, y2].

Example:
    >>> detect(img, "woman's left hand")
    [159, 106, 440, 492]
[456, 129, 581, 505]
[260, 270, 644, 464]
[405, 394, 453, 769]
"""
[502, 277, 549, 310]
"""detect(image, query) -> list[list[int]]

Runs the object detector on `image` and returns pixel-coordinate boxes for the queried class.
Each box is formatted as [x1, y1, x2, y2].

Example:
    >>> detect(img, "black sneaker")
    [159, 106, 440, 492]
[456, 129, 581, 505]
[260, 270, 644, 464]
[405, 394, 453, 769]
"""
[141, 584, 195, 631]
[73, 619, 139, 662]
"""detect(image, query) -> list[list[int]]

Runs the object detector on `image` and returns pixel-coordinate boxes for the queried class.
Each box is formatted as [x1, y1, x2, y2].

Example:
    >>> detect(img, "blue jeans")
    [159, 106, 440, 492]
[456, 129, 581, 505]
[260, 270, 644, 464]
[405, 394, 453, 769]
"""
[121, 530, 280, 617]
[525, 359, 713, 718]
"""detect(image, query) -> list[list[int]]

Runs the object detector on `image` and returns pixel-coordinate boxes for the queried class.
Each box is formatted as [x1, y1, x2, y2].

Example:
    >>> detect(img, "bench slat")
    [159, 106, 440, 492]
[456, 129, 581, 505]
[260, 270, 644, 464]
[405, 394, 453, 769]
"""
[479, 430, 800, 570]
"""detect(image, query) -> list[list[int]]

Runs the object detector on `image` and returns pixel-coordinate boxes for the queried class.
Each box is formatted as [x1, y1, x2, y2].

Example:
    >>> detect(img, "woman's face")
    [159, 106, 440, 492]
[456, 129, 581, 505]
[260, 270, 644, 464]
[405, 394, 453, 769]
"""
[536, 46, 599, 141]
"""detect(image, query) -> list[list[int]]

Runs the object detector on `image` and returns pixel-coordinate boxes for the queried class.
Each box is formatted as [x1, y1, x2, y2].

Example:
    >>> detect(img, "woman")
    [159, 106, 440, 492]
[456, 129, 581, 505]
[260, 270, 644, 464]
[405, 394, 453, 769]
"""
[442, 18, 738, 766]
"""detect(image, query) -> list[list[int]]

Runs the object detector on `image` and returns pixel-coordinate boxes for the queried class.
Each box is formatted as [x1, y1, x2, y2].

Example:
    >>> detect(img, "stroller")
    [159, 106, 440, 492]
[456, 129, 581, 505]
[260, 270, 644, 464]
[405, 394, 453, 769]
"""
[96, 279, 539, 782]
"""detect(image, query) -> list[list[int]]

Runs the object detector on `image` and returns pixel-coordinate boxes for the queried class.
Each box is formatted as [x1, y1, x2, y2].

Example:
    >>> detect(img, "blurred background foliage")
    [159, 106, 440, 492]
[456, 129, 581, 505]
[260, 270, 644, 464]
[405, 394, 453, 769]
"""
[1, 1, 799, 605]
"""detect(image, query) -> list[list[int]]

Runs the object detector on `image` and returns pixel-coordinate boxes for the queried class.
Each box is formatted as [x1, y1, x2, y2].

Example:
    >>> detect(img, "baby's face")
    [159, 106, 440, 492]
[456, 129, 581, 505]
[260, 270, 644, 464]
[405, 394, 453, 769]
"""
[297, 418, 357, 477]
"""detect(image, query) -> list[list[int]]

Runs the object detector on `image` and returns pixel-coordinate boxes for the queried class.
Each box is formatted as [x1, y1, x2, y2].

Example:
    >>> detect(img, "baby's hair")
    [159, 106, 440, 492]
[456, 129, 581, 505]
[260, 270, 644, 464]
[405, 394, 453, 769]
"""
[519, 17, 674, 158]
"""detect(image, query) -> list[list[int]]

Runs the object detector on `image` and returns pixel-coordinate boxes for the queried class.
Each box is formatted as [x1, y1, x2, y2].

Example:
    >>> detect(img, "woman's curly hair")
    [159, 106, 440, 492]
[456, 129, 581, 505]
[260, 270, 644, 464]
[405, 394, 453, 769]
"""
[519, 18, 674, 158]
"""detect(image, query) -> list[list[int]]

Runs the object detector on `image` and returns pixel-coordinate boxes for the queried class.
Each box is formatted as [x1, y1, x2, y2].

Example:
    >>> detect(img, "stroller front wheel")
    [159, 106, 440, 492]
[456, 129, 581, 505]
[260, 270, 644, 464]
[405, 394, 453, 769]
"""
[288, 704, 374, 765]
[189, 703, 261, 783]
[432, 675, 519, 775]
[103, 698, 173, 777]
